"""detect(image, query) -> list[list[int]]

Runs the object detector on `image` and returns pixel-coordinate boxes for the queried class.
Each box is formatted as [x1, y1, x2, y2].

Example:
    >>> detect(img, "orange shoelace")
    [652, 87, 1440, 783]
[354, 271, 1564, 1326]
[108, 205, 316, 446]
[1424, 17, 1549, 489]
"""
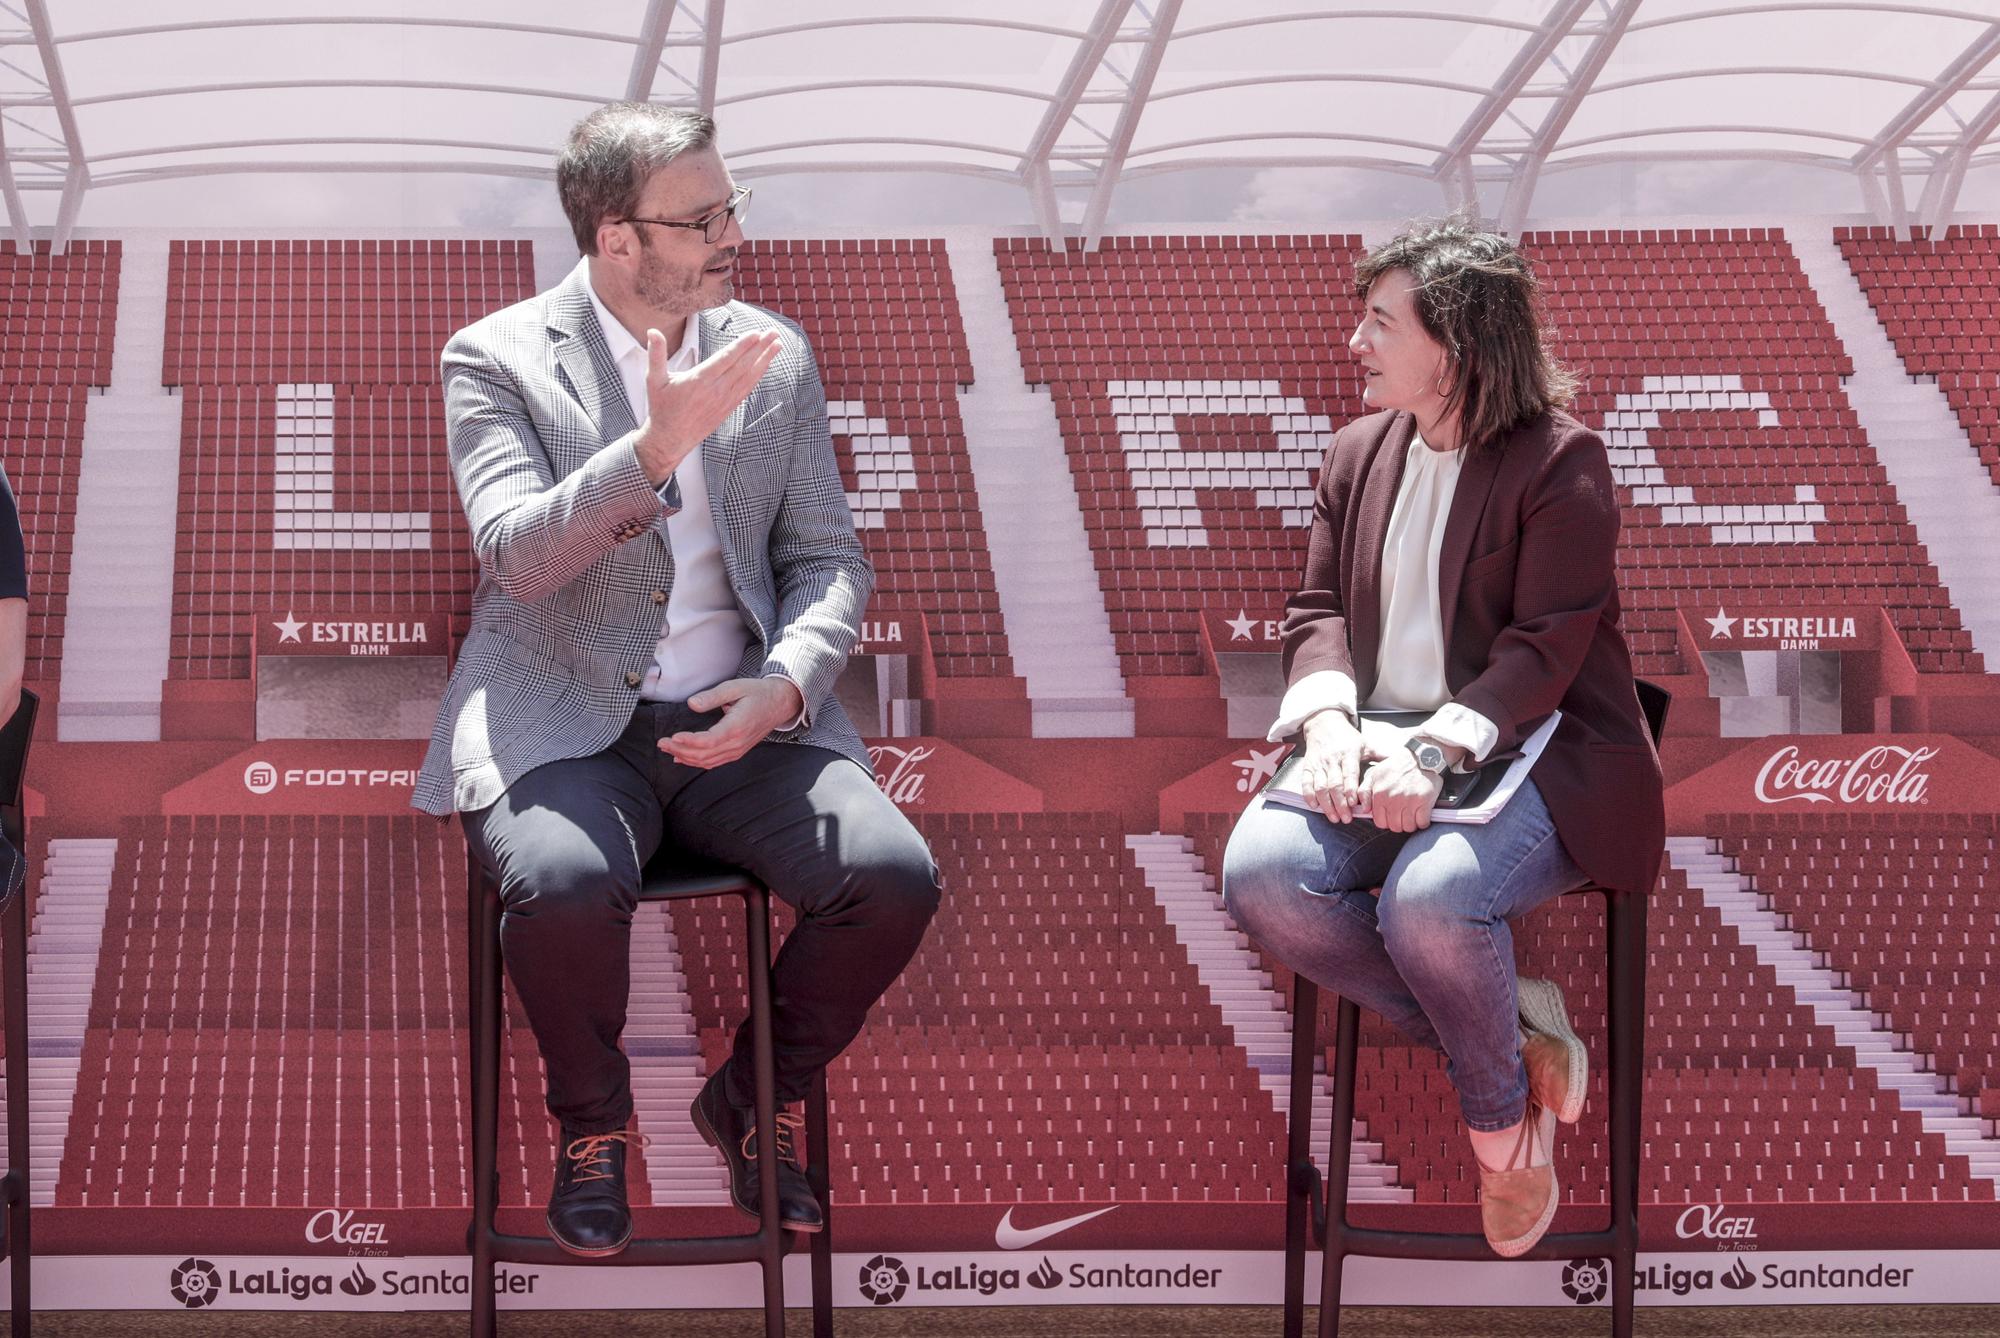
[737, 1111, 805, 1166]
[563, 1129, 649, 1184]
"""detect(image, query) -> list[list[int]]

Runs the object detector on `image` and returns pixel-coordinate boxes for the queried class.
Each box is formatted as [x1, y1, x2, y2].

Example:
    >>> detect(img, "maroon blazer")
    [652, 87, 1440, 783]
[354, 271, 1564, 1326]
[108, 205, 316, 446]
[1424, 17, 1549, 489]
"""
[1279, 407, 1665, 896]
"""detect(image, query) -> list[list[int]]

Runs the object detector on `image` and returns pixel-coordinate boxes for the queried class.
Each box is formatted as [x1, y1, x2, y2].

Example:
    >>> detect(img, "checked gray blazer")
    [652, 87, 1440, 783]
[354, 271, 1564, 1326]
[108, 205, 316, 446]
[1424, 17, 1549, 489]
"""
[412, 265, 873, 817]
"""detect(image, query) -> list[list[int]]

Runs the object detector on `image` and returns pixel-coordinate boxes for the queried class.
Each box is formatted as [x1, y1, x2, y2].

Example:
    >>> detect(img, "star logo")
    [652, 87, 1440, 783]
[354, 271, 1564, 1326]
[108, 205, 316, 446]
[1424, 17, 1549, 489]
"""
[1705, 608, 1737, 639]
[1225, 609, 1261, 642]
[1231, 744, 1288, 793]
[273, 611, 306, 643]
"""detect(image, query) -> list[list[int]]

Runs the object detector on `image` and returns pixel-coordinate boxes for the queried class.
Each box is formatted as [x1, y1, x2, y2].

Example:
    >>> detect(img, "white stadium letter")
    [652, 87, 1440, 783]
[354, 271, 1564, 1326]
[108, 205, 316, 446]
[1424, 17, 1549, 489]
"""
[1109, 379, 1332, 548]
[270, 384, 432, 551]
[1603, 374, 1823, 544]
[828, 400, 917, 531]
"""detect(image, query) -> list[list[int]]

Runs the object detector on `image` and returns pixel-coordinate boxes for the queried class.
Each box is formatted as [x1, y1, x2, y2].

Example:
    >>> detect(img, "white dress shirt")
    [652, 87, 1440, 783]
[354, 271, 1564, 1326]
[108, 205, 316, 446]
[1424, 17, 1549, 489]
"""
[584, 271, 753, 703]
[1269, 432, 1500, 765]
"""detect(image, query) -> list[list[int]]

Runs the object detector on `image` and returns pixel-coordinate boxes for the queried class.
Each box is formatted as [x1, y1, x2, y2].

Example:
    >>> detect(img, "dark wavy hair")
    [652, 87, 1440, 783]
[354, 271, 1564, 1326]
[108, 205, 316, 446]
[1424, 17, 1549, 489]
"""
[1353, 218, 1576, 451]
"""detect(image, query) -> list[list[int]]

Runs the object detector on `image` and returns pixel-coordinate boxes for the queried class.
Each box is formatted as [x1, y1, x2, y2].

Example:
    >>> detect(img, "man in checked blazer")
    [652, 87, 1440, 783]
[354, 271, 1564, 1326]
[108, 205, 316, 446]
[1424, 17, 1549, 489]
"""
[414, 103, 940, 1256]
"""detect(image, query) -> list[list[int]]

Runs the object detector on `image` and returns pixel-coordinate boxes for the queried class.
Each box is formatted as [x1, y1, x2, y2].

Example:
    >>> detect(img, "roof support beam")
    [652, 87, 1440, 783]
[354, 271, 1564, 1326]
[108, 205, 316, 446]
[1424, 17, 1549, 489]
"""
[1440, 153, 1480, 215]
[1495, 0, 1643, 236]
[20, 0, 85, 251]
[1853, 20, 2000, 169]
[695, 0, 725, 111]
[1078, 0, 1180, 251]
[624, 0, 678, 102]
[1024, 158, 1061, 240]
[1434, 0, 1598, 174]
[1021, 0, 1132, 171]
[629, 1, 723, 110]
[1917, 86, 2000, 233]
[0, 115, 33, 250]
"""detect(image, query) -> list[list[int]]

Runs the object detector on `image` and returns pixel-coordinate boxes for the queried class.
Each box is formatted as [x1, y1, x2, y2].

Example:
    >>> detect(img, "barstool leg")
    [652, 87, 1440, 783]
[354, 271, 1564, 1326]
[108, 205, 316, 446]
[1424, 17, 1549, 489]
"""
[744, 890, 786, 1338]
[1281, 977, 1319, 1338]
[807, 1069, 833, 1338]
[1607, 891, 1647, 1338]
[468, 865, 503, 1338]
[1316, 998, 1361, 1338]
[4, 887, 28, 1337]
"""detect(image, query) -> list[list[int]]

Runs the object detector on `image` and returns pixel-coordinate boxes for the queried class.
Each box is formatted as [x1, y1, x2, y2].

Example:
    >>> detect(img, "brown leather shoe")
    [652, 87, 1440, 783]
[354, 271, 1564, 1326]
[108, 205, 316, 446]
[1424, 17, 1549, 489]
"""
[1476, 1102, 1558, 1258]
[1517, 977, 1587, 1124]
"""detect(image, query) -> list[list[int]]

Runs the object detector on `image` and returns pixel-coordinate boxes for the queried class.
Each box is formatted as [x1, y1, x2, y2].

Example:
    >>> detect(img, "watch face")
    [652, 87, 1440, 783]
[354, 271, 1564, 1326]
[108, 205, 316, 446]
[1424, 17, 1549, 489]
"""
[1409, 739, 1446, 771]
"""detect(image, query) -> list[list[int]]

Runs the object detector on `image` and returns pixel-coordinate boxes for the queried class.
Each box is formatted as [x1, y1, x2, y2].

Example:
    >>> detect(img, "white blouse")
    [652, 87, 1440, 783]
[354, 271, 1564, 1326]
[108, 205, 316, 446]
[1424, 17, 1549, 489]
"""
[1269, 432, 1500, 763]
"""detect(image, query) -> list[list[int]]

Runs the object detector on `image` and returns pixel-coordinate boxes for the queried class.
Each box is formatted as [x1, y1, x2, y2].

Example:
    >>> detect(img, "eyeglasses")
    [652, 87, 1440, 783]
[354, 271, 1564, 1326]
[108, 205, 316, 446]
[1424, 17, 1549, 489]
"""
[619, 186, 751, 245]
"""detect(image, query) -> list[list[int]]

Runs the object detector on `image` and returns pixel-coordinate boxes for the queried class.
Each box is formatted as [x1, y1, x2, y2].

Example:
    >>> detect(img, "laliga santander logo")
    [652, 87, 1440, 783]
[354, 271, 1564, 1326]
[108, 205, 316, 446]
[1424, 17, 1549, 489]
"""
[869, 744, 934, 807]
[1753, 743, 1938, 807]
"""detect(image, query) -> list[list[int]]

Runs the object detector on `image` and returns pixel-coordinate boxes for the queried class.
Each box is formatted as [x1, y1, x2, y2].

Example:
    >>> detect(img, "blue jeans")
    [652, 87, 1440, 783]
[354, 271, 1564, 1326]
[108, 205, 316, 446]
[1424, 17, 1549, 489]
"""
[1220, 778, 1587, 1131]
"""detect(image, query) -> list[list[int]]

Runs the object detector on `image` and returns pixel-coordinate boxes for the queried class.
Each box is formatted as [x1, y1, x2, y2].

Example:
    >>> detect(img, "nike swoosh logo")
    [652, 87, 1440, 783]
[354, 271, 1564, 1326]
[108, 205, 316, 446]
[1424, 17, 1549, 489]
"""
[994, 1205, 1117, 1250]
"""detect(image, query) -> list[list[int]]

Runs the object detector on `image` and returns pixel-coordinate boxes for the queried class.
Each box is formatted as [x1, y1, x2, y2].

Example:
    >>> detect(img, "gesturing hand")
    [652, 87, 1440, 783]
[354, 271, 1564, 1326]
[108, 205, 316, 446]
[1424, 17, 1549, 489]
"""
[632, 329, 783, 485]
[659, 676, 805, 769]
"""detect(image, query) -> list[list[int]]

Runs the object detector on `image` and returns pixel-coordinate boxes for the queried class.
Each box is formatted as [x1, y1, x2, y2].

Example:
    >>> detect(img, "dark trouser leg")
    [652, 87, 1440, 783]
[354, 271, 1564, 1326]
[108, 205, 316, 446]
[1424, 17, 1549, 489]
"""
[662, 741, 941, 1104]
[462, 741, 661, 1134]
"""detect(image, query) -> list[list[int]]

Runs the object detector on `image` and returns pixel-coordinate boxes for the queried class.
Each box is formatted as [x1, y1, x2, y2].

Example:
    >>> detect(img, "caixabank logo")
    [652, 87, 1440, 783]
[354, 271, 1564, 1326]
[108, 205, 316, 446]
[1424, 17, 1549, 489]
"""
[855, 1253, 1222, 1304]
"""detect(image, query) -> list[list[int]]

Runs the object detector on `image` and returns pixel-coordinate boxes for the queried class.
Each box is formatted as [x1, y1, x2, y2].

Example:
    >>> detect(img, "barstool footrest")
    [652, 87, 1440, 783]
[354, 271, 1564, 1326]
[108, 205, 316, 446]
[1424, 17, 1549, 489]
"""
[476, 1228, 812, 1269]
[1326, 1224, 1630, 1262]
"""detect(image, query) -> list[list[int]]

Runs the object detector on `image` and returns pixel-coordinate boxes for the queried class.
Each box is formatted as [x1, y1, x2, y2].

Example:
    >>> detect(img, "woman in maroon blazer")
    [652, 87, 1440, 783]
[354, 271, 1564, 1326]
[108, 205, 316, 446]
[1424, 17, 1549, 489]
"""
[1221, 220, 1663, 1257]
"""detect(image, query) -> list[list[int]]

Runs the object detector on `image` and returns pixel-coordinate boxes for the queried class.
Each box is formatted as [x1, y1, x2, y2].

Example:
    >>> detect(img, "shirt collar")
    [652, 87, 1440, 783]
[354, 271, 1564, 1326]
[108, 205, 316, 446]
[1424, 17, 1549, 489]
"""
[581, 260, 702, 369]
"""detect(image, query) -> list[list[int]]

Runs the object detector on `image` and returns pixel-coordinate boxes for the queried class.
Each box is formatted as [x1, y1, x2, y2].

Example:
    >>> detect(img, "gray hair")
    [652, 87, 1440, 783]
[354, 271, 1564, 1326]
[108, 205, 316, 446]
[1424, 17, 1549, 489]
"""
[557, 102, 718, 255]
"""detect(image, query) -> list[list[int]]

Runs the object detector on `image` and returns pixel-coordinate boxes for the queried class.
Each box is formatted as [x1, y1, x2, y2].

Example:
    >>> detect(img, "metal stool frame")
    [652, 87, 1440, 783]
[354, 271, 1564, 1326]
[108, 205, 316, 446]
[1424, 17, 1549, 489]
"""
[1281, 682, 1668, 1338]
[0, 689, 37, 1337]
[466, 847, 833, 1337]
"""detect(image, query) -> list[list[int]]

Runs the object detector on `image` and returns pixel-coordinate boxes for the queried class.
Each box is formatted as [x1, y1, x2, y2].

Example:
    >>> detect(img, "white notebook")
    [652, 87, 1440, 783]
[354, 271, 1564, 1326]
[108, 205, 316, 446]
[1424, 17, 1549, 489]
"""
[1261, 710, 1562, 825]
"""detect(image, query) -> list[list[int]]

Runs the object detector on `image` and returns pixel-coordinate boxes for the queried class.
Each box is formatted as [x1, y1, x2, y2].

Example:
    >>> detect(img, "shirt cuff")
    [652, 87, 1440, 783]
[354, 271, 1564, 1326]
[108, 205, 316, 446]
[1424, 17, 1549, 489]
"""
[652, 470, 684, 515]
[1267, 669, 1358, 742]
[1418, 703, 1501, 769]
[763, 668, 810, 732]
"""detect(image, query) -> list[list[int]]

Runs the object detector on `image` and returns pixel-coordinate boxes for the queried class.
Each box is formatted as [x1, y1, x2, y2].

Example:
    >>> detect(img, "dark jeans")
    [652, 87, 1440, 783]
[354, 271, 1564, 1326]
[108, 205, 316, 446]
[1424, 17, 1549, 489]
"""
[463, 700, 941, 1134]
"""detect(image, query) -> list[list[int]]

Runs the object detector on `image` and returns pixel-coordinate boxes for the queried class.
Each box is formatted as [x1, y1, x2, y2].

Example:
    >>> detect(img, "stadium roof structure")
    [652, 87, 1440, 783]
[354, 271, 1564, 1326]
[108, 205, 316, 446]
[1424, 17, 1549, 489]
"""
[3, 0, 2000, 250]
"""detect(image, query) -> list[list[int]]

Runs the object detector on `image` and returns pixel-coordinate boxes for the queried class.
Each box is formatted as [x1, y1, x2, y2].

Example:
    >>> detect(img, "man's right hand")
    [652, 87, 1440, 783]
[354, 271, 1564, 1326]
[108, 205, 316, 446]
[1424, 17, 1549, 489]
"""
[1297, 708, 1366, 823]
[633, 328, 784, 485]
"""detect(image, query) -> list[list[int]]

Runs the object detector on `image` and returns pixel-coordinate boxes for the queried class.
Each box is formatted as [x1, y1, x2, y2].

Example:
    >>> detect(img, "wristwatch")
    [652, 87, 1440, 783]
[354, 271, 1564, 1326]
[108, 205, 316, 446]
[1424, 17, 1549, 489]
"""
[1405, 736, 1449, 775]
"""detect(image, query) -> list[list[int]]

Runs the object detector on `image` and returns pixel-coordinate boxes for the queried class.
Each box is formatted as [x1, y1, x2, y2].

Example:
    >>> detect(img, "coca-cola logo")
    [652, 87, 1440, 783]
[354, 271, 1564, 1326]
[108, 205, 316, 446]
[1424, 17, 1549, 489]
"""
[869, 744, 934, 807]
[1753, 744, 1937, 807]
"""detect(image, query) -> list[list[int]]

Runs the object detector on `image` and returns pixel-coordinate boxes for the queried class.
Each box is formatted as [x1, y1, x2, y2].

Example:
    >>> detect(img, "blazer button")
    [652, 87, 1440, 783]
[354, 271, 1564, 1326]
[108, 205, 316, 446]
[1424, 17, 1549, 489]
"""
[624, 671, 642, 689]
[651, 590, 667, 605]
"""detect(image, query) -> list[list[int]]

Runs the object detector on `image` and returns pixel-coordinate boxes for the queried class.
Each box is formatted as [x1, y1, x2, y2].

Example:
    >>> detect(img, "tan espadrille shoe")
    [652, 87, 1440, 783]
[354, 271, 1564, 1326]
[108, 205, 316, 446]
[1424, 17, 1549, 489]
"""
[1517, 976, 1588, 1124]
[1475, 1101, 1558, 1258]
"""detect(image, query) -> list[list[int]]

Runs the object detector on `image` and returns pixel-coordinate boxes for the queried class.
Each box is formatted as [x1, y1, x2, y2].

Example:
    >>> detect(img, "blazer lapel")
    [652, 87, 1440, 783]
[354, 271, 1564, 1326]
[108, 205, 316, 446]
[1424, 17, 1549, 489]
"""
[547, 269, 639, 450]
[688, 304, 749, 574]
[1346, 412, 1418, 702]
[697, 305, 741, 482]
[1436, 433, 1504, 664]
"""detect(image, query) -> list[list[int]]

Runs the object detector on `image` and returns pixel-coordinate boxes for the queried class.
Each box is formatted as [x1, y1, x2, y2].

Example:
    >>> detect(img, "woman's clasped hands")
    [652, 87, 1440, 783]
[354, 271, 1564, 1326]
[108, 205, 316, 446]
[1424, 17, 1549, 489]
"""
[1294, 709, 1443, 833]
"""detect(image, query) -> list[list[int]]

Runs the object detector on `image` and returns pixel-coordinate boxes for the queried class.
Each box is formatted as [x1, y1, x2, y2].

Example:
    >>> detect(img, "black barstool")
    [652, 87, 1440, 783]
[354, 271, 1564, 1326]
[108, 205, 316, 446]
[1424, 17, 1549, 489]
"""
[0, 689, 38, 1338]
[1282, 682, 1669, 1338]
[466, 844, 834, 1337]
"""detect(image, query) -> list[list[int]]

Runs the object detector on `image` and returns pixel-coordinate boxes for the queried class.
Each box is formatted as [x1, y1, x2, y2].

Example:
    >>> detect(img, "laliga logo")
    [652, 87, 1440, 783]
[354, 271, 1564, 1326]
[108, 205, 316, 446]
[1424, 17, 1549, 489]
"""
[869, 744, 934, 807]
[1753, 744, 1937, 806]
